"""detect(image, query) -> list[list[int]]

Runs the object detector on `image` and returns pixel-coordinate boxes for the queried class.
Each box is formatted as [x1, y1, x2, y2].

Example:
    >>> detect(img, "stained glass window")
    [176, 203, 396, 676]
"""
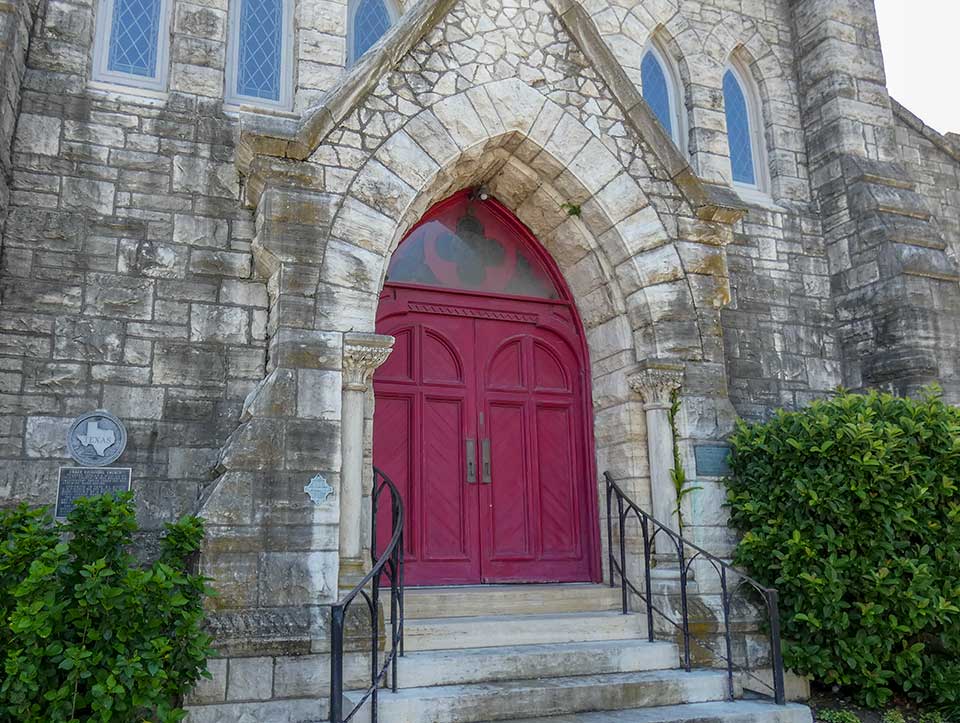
[723, 68, 757, 186]
[352, 0, 393, 63]
[387, 194, 561, 300]
[107, 0, 162, 78]
[642, 49, 674, 141]
[235, 0, 284, 102]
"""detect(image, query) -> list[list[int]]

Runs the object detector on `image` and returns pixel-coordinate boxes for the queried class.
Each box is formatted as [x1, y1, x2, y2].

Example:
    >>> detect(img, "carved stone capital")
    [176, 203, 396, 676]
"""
[628, 359, 684, 409]
[342, 332, 394, 392]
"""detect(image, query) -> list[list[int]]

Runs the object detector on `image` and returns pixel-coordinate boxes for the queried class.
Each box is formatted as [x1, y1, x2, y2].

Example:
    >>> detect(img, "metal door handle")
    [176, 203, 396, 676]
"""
[481, 438, 491, 484]
[466, 439, 477, 483]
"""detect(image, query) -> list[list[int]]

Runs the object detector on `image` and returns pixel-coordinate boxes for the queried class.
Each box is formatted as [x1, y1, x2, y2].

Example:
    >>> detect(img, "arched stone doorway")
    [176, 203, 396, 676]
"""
[373, 190, 600, 585]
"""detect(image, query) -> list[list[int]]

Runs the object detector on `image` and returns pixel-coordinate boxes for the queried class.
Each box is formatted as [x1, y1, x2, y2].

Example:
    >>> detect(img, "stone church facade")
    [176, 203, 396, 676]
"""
[1, 0, 959, 719]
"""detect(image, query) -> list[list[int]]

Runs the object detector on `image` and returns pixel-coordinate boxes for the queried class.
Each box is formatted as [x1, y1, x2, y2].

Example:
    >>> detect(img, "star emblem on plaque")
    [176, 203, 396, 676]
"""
[66, 410, 128, 467]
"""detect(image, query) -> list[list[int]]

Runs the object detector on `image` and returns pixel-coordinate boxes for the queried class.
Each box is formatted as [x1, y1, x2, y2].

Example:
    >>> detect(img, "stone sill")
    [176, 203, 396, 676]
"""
[86, 80, 169, 106]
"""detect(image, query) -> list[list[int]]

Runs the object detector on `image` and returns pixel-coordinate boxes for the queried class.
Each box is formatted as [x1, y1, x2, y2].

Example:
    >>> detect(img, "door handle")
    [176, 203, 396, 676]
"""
[466, 439, 477, 484]
[481, 438, 491, 484]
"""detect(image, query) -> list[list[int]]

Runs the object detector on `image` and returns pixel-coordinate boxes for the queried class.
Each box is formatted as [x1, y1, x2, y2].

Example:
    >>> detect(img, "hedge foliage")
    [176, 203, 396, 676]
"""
[0, 493, 214, 722]
[725, 388, 960, 710]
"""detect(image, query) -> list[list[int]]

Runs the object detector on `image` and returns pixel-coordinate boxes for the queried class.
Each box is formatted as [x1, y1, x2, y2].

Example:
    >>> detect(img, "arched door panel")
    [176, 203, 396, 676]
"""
[373, 191, 599, 586]
[477, 325, 590, 582]
[373, 313, 480, 585]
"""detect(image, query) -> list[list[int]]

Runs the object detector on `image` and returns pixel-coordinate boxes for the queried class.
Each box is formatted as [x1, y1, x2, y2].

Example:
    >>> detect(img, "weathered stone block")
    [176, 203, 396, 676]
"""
[84, 274, 154, 320]
[218, 418, 284, 471]
[61, 177, 115, 215]
[241, 368, 296, 420]
[120, 241, 189, 279]
[190, 249, 252, 278]
[14, 113, 61, 156]
[186, 658, 227, 705]
[153, 342, 227, 386]
[268, 329, 341, 370]
[190, 304, 248, 344]
[259, 551, 337, 606]
[102, 384, 165, 420]
[296, 369, 341, 420]
[24, 415, 71, 458]
[226, 656, 274, 702]
[53, 317, 124, 362]
[173, 214, 230, 248]
[220, 279, 269, 308]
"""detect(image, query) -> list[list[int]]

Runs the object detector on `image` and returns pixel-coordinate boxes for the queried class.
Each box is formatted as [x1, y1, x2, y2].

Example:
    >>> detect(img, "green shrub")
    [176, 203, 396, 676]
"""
[726, 388, 960, 709]
[0, 493, 214, 722]
[818, 710, 862, 723]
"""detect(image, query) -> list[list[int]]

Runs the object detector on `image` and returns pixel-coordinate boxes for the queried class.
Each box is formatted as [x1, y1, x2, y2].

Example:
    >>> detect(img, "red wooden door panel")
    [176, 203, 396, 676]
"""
[374, 292, 481, 585]
[477, 320, 591, 583]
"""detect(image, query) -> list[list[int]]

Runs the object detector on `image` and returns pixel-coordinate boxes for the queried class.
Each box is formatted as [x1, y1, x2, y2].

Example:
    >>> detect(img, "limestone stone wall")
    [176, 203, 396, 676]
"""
[893, 101, 960, 263]
[0, 48, 267, 525]
[586, 0, 842, 420]
[791, 0, 960, 401]
[0, 0, 35, 228]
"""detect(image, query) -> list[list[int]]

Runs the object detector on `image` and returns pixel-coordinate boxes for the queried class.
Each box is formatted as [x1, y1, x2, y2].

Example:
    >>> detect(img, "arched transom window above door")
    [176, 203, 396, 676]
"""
[385, 191, 562, 300]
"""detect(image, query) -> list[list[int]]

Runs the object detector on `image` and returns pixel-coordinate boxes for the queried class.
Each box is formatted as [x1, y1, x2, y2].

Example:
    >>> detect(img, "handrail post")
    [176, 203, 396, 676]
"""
[330, 604, 345, 723]
[398, 533, 405, 657]
[767, 589, 786, 705]
[720, 568, 734, 701]
[606, 476, 614, 589]
[617, 495, 628, 615]
[677, 538, 691, 672]
[371, 577, 380, 723]
[390, 551, 399, 692]
[641, 516, 654, 642]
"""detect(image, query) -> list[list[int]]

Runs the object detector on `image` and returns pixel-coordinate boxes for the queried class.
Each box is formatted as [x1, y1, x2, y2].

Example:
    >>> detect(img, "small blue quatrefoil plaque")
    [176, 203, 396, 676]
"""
[304, 474, 333, 505]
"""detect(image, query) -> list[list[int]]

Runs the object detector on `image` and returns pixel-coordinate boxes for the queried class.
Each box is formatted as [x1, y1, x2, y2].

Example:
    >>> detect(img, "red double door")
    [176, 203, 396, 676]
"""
[373, 285, 597, 585]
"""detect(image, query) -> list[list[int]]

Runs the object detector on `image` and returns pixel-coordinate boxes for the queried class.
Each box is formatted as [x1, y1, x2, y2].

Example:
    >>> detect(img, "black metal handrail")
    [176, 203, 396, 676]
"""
[604, 471, 786, 705]
[329, 467, 405, 723]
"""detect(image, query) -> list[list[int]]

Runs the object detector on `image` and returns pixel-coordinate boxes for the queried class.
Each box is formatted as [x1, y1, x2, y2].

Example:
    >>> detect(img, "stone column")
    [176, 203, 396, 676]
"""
[628, 360, 684, 534]
[339, 332, 394, 578]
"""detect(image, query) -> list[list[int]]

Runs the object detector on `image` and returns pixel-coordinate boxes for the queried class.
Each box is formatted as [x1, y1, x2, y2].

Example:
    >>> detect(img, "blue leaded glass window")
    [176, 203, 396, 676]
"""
[352, 0, 393, 62]
[236, 0, 283, 101]
[107, 0, 162, 78]
[723, 69, 757, 186]
[641, 50, 673, 140]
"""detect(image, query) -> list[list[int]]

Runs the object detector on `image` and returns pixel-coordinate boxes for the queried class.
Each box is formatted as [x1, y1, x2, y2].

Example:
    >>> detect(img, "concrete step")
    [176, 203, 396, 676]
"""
[481, 700, 813, 723]
[393, 639, 678, 688]
[393, 584, 622, 619]
[346, 669, 731, 723]
[401, 610, 647, 652]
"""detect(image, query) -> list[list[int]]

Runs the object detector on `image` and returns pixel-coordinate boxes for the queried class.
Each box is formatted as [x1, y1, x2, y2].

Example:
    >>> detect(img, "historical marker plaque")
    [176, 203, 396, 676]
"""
[694, 445, 732, 477]
[56, 467, 132, 518]
[66, 410, 127, 467]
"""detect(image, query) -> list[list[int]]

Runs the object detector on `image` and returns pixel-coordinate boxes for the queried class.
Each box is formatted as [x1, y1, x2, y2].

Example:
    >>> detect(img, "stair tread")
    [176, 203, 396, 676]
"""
[404, 583, 610, 593]
[345, 669, 726, 701]
[405, 610, 633, 625]
[400, 638, 675, 659]
[477, 700, 813, 723]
